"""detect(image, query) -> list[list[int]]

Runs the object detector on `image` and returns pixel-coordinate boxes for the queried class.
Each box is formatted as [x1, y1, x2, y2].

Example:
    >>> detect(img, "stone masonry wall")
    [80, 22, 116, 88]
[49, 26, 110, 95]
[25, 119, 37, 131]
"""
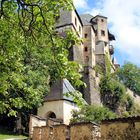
[101, 116, 140, 140]
[32, 122, 100, 140]
[32, 125, 70, 140]
[31, 116, 140, 140]
[70, 122, 100, 140]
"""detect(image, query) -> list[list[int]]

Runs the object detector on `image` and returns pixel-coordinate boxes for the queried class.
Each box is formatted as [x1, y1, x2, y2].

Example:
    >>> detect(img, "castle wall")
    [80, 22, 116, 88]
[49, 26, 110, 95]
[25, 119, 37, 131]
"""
[101, 117, 140, 140]
[31, 122, 100, 140]
[83, 67, 101, 105]
[83, 26, 96, 67]
[73, 44, 84, 66]
[31, 117, 140, 140]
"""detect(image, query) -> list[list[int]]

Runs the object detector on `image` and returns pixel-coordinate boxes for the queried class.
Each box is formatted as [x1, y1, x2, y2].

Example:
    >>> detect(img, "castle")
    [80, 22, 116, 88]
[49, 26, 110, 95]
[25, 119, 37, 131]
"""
[37, 8, 119, 124]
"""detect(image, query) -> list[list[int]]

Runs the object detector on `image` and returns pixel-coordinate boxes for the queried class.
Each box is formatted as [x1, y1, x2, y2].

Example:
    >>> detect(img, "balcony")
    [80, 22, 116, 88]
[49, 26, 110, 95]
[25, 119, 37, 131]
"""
[109, 45, 114, 55]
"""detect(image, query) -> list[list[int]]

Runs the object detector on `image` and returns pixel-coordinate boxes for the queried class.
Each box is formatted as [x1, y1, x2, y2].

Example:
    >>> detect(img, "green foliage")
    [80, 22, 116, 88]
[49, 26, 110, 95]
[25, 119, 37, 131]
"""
[0, 0, 84, 116]
[94, 65, 104, 76]
[65, 90, 87, 107]
[71, 105, 117, 123]
[117, 62, 140, 95]
[99, 73, 136, 116]
[105, 55, 111, 74]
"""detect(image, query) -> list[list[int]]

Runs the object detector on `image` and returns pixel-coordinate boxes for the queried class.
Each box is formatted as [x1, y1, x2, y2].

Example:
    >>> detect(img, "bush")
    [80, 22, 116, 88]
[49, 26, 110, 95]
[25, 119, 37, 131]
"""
[70, 105, 117, 123]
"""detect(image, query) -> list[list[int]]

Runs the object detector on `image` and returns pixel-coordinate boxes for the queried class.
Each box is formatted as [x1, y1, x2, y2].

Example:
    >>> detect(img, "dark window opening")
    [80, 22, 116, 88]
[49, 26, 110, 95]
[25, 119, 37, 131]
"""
[84, 47, 88, 52]
[55, 15, 60, 22]
[95, 30, 97, 36]
[85, 34, 88, 38]
[48, 112, 56, 118]
[101, 19, 104, 22]
[101, 30, 105, 36]
[75, 17, 77, 26]
[85, 56, 89, 62]
[79, 26, 81, 33]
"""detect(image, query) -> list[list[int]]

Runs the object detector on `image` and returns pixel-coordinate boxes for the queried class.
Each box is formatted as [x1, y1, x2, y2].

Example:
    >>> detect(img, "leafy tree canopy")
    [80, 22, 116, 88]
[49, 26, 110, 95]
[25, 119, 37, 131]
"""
[0, 0, 84, 116]
[100, 74, 128, 110]
[117, 62, 140, 95]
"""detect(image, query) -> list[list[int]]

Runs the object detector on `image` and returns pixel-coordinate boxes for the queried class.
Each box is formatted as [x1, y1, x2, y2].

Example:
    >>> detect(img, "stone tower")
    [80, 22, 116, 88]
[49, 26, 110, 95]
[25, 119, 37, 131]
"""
[91, 15, 115, 72]
[80, 14, 115, 105]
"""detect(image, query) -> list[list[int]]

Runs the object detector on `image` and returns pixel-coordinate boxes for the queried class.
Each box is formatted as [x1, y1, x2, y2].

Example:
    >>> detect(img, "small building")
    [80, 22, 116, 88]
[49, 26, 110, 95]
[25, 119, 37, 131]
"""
[38, 79, 80, 125]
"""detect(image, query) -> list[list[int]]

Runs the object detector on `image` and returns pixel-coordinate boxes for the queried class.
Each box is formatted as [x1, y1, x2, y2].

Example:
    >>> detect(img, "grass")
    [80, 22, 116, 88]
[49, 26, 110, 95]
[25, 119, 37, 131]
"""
[0, 134, 27, 140]
[0, 127, 27, 140]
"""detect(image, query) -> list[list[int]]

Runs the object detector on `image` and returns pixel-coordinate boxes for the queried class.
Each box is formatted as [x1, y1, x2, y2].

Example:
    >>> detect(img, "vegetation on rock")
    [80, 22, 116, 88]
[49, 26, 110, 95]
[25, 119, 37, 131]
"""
[99, 60, 140, 116]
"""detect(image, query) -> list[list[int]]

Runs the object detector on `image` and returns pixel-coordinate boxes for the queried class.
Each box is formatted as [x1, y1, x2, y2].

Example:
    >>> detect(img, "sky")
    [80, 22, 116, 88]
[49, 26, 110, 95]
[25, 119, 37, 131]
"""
[73, 0, 140, 66]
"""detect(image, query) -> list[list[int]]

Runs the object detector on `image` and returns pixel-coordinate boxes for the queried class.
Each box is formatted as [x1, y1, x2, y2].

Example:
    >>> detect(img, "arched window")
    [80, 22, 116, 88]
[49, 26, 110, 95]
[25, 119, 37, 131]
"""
[46, 111, 56, 119]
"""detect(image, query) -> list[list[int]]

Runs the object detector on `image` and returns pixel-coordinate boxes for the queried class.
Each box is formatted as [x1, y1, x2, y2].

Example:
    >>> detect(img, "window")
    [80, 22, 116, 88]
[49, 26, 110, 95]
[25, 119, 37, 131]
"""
[101, 19, 104, 22]
[85, 56, 89, 62]
[95, 30, 97, 36]
[55, 15, 60, 22]
[79, 26, 81, 33]
[47, 111, 56, 119]
[85, 34, 88, 38]
[75, 17, 77, 26]
[101, 30, 105, 36]
[84, 46, 88, 52]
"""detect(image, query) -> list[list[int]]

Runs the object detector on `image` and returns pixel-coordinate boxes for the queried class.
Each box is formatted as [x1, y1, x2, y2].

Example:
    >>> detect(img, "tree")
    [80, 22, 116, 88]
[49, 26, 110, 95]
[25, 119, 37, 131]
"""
[100, 74, 127, 111]
[0, 0, 84, 117]
[117, 62, 140, 95]
[71, 105, 117, 123]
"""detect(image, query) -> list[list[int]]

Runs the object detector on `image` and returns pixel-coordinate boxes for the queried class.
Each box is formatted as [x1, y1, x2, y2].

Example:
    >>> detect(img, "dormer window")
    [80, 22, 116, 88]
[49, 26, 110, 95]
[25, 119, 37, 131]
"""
[101, 30, 105, 36]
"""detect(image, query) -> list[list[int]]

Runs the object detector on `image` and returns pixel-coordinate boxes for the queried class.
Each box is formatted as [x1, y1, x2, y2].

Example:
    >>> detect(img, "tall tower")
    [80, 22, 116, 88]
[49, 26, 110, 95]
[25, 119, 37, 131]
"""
[91, 15, 115, 72]
[80, 14, 101, 105]
[93, 15, 109, 43]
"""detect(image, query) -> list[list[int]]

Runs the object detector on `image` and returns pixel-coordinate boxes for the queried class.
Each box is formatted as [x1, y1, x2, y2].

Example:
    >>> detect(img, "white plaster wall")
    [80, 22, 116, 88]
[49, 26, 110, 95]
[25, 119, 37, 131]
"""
[37, 101, 64, 120]
[63, 100, 79, 124]
[37, 100, 79, 125]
